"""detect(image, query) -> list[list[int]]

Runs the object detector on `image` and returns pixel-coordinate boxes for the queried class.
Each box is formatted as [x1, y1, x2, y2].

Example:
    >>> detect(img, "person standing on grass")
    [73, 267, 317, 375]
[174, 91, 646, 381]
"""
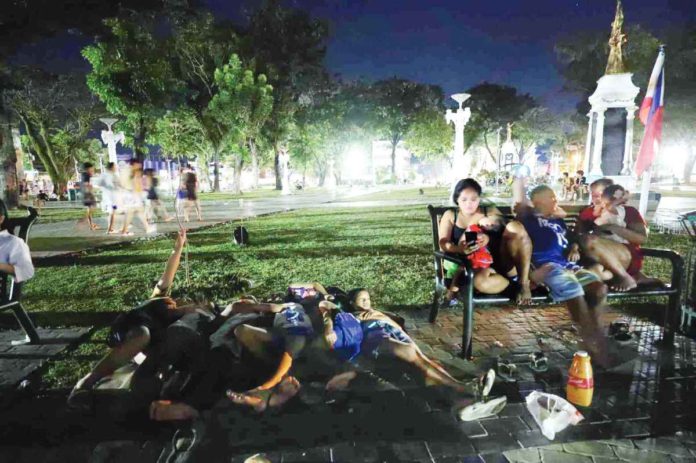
[80, 162, 99, 231]
[574, 178, 660, 291]
[513, 174, 609, 366]
[96, 162, 122, 234]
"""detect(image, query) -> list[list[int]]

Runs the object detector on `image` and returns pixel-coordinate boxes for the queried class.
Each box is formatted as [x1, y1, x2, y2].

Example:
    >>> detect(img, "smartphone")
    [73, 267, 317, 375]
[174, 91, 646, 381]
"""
[464, 231, 478, 245]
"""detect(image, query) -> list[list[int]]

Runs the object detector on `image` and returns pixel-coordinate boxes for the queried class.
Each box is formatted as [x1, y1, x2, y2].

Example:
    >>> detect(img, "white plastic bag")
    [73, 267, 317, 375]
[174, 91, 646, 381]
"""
[525, 391, 584, 440]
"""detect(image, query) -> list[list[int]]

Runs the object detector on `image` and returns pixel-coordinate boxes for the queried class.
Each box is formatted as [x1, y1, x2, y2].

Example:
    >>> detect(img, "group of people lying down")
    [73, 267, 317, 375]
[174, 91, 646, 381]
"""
[68, 230, 495, 422]
[439, 175, 662, 366]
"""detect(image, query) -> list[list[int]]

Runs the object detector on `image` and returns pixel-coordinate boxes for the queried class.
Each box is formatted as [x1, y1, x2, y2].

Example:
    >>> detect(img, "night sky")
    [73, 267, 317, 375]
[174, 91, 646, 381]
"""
[11, 0, 696, 111]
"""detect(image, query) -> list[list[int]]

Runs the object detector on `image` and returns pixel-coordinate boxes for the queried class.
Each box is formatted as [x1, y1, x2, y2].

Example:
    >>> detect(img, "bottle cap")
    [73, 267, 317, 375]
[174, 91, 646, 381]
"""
[575, 351, 588, 357]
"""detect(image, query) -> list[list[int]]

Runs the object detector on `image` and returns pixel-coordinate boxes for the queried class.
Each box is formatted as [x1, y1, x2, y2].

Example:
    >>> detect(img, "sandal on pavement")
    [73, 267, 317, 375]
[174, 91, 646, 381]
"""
[529, 352, 549, 373]
[496, 357, 517, 382]
[458, 395, 507, 421]
[609, 321, 632, 344]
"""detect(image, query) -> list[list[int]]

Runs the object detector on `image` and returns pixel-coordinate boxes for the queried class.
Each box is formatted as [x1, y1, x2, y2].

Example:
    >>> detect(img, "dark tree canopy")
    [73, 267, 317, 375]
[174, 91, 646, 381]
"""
[0, 0, 202, 60]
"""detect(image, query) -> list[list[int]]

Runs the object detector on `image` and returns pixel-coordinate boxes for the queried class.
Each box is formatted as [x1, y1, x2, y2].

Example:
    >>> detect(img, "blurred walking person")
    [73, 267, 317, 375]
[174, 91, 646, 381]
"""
[120, 159, 154, 236]
[144, 168, 173, 223]
[79, 162, 99, 231]
[177, 164, 202, 222]
[96, 162, 122, 234]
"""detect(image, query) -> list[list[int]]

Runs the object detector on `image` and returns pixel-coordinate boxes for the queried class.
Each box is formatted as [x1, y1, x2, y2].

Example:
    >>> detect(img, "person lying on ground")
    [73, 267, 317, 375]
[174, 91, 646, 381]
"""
[68, 229, 204, 405]
[319, 288, 493, 395]
[513, 175, 610, 366]
[574, 178, 661, 292]
[439, 178, 533, 305]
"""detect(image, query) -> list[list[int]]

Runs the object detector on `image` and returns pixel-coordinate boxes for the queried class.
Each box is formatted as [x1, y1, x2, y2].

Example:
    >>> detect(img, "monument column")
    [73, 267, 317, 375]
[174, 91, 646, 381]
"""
[589, 109, 606, 177]
[621, 107, 637, 175]
[445, 93, 471, 198]
[583, 111, 594, 173]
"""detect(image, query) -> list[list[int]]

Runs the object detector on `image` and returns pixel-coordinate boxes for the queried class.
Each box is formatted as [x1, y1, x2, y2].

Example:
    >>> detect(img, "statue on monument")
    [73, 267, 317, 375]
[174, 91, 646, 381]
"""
[605, 0, 627, 75]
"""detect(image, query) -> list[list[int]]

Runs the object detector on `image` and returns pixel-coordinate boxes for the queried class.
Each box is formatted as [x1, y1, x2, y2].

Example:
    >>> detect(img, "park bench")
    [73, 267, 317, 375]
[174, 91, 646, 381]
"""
[427, 204, 684, 359]
[0, 207, 40, 344]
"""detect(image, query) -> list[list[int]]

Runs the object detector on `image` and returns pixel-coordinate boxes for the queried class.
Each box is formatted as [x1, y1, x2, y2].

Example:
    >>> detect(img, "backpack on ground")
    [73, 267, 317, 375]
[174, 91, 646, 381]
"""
[233, 226, 249, 245]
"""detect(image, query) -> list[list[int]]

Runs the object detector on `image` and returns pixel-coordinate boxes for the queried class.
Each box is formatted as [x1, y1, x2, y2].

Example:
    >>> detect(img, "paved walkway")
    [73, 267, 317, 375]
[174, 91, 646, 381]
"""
[27, 187, 379, 258]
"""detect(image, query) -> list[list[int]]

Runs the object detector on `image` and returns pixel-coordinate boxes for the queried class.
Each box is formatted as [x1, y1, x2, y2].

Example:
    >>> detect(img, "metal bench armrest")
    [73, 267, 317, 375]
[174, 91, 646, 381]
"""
[641, 248, 684, 290]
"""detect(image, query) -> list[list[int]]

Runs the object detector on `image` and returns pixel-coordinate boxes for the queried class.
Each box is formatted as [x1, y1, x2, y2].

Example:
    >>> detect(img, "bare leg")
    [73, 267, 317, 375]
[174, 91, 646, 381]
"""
[149, 401, 200, 421]
[194, 200, 202, 221]
[134, 207, 154, 233]
[581, 235, 636, 292]
[121, 209, 134, 235]
[76, 326, 150, 390]
[565, 283, 609, 366]
[473, 267, 509, 294]
[378, 339, 469, 393]
[107, 209, 118, 233]
[499, 221, 533, 304]
[445, 266, 464, 301]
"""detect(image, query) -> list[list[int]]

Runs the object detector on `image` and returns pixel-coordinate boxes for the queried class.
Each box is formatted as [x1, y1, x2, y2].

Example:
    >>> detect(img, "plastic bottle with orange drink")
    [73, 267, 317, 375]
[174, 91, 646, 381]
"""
[566, 351, 594, 407]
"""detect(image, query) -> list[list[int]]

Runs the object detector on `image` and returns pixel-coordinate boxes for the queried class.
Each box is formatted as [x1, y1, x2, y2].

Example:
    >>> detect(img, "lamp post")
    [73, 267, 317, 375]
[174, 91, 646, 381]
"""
[445, 93, 471, 201]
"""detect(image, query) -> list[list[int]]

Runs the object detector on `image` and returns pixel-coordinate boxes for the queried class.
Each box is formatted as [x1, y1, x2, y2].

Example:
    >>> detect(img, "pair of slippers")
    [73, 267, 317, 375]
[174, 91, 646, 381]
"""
[496, 352, 549, 382]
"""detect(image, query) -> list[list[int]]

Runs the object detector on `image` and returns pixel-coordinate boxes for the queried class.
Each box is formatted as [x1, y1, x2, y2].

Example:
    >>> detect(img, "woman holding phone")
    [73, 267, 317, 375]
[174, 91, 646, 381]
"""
[438, 178, 510, 303]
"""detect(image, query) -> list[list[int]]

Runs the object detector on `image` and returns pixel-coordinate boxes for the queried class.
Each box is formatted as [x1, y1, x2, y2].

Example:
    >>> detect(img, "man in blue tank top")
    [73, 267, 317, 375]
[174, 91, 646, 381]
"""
[513, 177, 608, 366]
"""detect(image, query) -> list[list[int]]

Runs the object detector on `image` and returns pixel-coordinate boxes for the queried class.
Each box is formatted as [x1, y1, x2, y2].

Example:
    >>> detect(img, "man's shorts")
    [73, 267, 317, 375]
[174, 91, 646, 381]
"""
[360, 320, 412, 359]
[539, 263, 601, 302]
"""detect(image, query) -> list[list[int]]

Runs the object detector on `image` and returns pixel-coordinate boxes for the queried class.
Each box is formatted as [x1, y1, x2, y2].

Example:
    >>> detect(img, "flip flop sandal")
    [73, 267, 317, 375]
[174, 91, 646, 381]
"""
[608, 320, 629, 337]
[496, 358, 517, 382]
[458, 395, 508, 421]
[529, 352, 548, 373]
[613, 325, 633, 344]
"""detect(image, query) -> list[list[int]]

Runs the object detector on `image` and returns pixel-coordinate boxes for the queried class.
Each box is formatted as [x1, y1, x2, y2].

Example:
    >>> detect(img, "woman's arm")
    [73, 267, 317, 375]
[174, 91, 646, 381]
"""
[152, 230, 186, 297]
[438, 210, 460, 253]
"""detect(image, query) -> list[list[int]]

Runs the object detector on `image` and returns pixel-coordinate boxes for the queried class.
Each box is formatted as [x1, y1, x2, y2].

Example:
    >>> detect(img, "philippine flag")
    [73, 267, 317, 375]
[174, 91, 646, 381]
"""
[635, 48, 665, 177]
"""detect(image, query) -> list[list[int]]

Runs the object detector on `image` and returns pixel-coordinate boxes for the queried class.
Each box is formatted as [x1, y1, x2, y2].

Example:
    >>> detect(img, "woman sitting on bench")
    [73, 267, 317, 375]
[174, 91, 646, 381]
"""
[438, 178, 533, 305]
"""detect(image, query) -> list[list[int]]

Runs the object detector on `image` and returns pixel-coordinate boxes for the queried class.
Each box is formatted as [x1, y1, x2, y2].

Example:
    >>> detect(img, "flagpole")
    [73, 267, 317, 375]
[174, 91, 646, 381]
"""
[638, 169, 651, 218]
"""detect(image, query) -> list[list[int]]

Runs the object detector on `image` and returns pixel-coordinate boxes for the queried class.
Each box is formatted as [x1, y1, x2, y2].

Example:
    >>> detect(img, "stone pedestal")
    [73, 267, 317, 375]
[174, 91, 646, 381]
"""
[583, 73, 639, 189]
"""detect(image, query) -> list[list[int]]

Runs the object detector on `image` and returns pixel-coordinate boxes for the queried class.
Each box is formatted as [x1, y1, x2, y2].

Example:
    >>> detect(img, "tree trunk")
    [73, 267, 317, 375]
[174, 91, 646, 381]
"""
[390, 140, 397, 177]
[482, 131, 497, 163]
[274, 147, 282, 190]
[133, 116, 147, 163]
[0, 110, 18, 207]
[249, 138, 259, 189]
[212, 151, 220, 192]
[683, 143, 695, 184]
[233, 153, 244, 194]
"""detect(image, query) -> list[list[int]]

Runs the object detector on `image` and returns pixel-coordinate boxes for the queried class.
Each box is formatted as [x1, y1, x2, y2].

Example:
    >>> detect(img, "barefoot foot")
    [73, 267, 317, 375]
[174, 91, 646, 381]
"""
[609, 274, 637, 292]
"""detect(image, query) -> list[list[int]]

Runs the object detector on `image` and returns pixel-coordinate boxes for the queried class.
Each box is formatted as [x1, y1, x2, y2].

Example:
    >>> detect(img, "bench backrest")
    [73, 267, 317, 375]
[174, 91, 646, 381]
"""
[0, 207, 38, 302]
[679, 210, 696, 237]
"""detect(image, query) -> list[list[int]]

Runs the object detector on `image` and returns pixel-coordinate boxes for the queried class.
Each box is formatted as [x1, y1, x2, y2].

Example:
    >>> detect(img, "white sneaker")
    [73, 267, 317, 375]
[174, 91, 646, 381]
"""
[458, 395, 507, 421]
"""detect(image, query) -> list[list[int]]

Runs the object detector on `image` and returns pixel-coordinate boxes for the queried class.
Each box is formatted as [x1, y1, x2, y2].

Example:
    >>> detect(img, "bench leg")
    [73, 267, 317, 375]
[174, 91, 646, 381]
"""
[429, 286, 441, 323]
[461, 277, 474, 360]
[662, 293, 679, 347]
[11, 302, 40, 344]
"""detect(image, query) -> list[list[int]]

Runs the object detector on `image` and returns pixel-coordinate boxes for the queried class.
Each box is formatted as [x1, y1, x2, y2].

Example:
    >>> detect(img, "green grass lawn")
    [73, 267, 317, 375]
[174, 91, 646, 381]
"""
[24, 204, 692, 388]
[335, 187, 451, 202]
